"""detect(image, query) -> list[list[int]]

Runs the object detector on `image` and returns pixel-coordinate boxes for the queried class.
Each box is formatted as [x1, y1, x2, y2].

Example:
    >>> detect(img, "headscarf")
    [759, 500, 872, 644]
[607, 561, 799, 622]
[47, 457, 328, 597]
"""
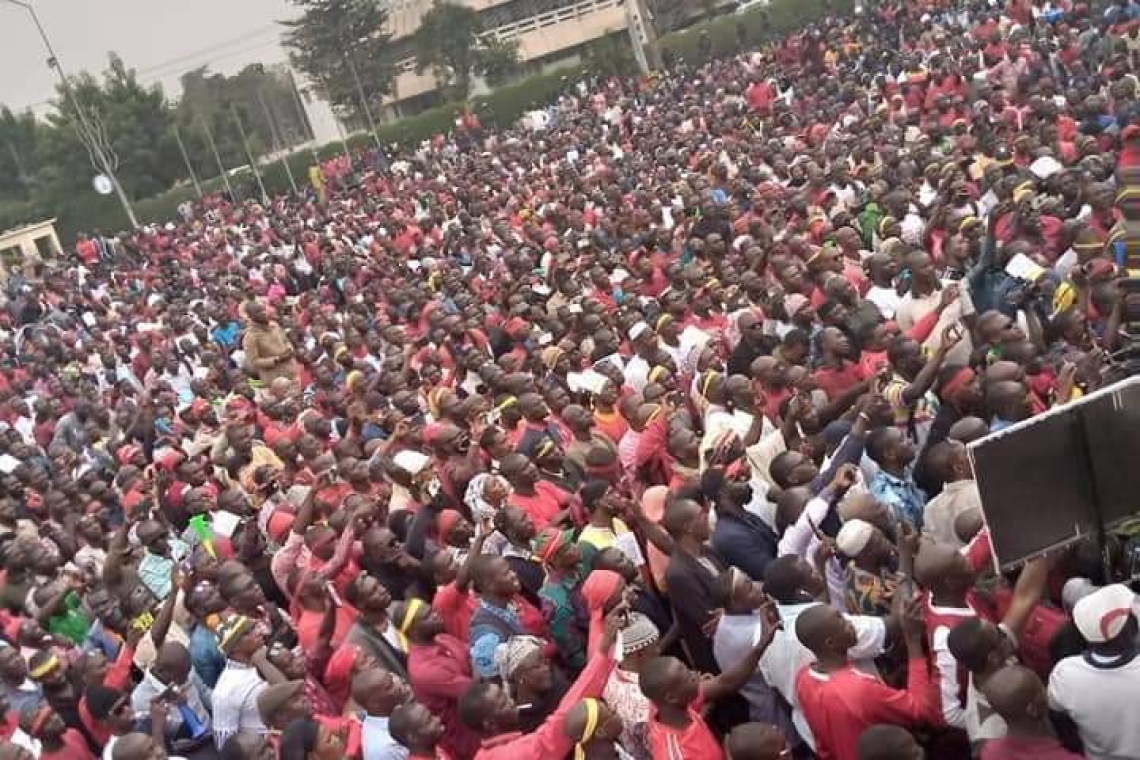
[324, 643, 361, 710]
[493, 635, 544, 684]
[532, 527, 572, 565]
[573, 698, 601, 760]
[581, 569, 622, 657]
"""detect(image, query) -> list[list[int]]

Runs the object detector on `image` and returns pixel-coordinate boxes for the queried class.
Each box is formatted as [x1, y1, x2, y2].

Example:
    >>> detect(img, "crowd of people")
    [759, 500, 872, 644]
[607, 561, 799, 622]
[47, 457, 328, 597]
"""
[4, 0, 1140, 759]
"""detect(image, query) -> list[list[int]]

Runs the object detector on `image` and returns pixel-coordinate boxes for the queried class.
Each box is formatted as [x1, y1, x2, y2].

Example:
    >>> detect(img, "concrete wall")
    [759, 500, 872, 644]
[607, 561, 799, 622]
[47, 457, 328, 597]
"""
[387, 0, 628, 103]
[0, 219, 61, 282]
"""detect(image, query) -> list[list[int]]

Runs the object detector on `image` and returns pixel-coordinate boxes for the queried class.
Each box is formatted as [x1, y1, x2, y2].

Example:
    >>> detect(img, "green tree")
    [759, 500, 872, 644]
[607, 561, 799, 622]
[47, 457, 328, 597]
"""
[0, 107, 40, 202]
[281, 0, 394, 123]
[176, 63, 310, 180]
[583, 32, 636, 78]
[412, 2, 520, 101]
[35, 53, 179, 202]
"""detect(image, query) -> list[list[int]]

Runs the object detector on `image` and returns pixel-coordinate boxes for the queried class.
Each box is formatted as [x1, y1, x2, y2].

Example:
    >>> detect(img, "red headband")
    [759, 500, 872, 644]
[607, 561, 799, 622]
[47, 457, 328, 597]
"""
[943, 367, 976, 400]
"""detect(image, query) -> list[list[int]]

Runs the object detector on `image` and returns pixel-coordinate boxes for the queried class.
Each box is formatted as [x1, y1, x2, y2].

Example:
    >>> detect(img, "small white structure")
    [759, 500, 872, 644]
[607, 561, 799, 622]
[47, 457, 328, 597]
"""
[0, 219, 62, 282]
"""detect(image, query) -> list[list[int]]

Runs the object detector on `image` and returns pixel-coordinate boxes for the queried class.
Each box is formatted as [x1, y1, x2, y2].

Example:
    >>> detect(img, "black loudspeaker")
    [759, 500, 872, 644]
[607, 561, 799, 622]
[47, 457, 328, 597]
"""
[966, 376, 1140, 571]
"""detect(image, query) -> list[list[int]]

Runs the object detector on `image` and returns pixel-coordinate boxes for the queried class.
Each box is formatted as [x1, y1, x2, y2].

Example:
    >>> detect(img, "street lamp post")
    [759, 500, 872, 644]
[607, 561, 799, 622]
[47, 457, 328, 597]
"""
[3, 0, 139, 229]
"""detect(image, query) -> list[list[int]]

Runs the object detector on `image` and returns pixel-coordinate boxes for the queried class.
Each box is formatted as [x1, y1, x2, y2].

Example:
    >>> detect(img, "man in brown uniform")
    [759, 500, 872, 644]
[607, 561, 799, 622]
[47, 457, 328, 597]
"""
[242, 301, 297, 387]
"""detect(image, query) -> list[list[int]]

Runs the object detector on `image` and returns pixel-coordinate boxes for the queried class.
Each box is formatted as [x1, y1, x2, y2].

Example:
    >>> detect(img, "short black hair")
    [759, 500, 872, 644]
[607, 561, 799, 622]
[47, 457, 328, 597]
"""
[764, 555, 806, 603]
[946, 617, 991, 672]
[280, 718, 319, 760]
[458, 682, 496, 732]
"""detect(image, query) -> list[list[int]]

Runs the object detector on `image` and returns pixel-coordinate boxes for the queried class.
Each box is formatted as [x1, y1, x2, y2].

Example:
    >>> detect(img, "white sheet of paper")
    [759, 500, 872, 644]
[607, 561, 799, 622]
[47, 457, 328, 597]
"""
[614, 530, 646, 566]
[211, 510, 242, 538]
[1005, 252, 1045, 282]
[567, 370, 608, 395]
[0, 454, 20, 474]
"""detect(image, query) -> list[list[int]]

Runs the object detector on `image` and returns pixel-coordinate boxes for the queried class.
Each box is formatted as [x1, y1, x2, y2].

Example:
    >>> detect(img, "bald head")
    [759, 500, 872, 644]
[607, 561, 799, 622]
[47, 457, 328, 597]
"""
[948, 416, 989, 444]
[984, 360, 1024, 387]
[856, 724, 923, 760]
[725, 723, 787, 760]
[987, 380, 1030, 422]
[794, 603, 848, 658]
[981, 664, 1049, 726]
[112, 734, 164, 760]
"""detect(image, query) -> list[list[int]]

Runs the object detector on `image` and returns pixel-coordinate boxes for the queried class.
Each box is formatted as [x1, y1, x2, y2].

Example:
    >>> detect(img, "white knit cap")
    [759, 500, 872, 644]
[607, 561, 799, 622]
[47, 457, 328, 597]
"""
[628, 322, 651, 342]
[393, 449, 431, 475]
[836, 519, 875, 557]
[1072, 583, 1136, 644]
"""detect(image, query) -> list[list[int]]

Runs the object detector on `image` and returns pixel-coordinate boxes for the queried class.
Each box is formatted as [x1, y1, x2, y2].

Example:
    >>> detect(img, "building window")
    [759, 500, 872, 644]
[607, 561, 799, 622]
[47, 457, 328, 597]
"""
[34, 235, 55, 260]
[0, 247, 20, 271]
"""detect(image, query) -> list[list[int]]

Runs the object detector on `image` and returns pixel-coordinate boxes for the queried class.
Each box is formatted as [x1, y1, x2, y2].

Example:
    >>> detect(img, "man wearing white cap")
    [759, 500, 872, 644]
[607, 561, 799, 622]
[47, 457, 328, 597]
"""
[1047, 584, 1140, 760]
[836, 518, 900, 618]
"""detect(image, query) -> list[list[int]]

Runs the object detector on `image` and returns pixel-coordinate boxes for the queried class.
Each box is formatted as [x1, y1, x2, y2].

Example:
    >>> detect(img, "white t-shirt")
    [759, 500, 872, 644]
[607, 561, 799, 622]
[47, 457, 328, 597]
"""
[758, 602, 886, 751]
[1048, 652, 1140, 760]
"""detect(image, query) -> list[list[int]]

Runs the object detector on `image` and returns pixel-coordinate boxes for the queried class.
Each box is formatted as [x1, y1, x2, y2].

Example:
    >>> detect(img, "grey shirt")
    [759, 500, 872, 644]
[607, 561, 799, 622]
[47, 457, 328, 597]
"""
[131, 668, 213, 740]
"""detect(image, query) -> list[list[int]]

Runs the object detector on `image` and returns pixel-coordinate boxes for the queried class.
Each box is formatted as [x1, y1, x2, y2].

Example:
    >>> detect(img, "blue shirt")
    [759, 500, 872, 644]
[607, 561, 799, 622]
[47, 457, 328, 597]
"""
[870, 469, 927, 529]
[211, 322, 241, 349]
[189, 622, 226, 688]
[469, 601, 527, 679]
[83, 619, 122, 658]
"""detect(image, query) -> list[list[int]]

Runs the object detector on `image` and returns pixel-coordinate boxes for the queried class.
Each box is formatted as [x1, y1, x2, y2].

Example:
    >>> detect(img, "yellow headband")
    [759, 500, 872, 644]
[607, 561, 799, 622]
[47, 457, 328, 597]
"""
[700, 370, 719, 398]
[535, 438, 557, 460]
[1012, 182, 1035, 205]
[575, 699, 601, 760]
[495, 396, 518, 413]
[648, 366, 668, 384]
[655, 314, 672, 331]
[399, 598, 425, 636]
[395, 598, 426, 651]
[1116, 187, 1140, 203]
[29, 655, 60, 680]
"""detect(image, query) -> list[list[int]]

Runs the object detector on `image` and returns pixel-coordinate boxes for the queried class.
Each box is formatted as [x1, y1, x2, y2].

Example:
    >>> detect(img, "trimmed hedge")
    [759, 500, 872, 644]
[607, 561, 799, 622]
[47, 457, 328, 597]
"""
[40, 0, 845, 243]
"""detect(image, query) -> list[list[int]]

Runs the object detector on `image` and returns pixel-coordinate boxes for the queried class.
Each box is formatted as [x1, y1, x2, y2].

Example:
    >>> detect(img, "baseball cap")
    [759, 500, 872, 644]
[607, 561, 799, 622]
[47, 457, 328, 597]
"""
[1072, 583, 1136, 644]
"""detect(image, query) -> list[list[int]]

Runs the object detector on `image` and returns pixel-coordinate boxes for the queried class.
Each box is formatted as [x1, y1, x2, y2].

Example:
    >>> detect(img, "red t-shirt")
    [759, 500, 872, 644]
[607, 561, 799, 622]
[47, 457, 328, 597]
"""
[40, 730, 95, 760]
[434, 581, 477, 642]
[508, 481, 572, 529]
[296, 604, 356, 655]
[796, 658, 936, 760]
[813, 362, 866, 402]
[647, 691, 724, 760]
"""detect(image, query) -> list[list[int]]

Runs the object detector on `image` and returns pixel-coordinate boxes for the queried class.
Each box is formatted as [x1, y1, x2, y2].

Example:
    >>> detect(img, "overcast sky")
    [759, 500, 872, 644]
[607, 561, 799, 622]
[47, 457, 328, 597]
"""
[0, 0, 298, 114]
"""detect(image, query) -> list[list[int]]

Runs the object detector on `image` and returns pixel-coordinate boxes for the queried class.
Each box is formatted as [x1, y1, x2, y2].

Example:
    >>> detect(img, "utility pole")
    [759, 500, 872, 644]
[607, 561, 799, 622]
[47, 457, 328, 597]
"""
[625, 0, 663, 72]
[346, 55, 382, 150]
[258, 88, 298, 195]
[230, 104, 268, 203]
[198, 113, 233, 200]
[2, 0, 139, 228]
[171, 124, 203, 199]
[286, 70, 323, 168]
